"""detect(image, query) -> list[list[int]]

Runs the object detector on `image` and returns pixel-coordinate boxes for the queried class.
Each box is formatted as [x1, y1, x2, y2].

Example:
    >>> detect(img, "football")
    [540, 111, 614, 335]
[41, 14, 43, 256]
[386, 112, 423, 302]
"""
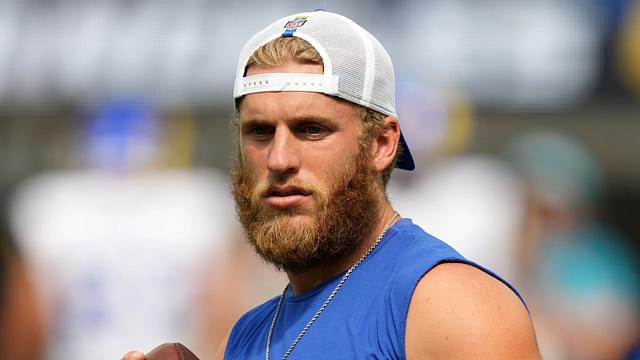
[145, 343, 200, 360]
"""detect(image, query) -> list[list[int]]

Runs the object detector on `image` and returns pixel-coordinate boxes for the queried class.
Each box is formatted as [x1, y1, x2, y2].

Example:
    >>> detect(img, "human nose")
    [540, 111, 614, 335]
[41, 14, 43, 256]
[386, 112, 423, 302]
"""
[267, 127, 300, 174]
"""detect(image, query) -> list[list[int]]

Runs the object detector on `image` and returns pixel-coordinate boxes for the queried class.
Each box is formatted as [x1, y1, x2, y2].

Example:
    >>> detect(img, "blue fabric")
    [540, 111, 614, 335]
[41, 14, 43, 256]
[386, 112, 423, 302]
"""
[224, 218, 524, 359]
[627, 344, 640, 360]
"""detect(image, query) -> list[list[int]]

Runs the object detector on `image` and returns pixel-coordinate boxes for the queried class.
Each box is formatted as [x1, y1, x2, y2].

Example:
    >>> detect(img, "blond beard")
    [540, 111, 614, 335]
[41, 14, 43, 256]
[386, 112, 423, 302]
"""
[230, 144, 380, 273]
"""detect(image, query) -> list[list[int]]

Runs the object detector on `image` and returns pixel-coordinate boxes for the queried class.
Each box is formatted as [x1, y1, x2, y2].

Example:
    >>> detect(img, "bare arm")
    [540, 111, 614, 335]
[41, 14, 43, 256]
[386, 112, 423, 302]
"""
[405, 262, 541, 360]
[214, 333, 229, 360]
[0, 257, 47, 360]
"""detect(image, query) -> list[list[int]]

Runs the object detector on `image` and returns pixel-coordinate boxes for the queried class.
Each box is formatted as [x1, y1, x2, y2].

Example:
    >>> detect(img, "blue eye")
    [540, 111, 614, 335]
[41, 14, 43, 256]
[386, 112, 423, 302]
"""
[296, 123, 330, 140]
[304, 125, 322, 134]
[251, 126, 273, 136]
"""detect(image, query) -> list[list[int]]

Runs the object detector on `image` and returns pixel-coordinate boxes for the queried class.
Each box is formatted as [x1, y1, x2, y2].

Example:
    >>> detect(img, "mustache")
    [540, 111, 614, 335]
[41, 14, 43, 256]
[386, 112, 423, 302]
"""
[252, 178, 320, 201]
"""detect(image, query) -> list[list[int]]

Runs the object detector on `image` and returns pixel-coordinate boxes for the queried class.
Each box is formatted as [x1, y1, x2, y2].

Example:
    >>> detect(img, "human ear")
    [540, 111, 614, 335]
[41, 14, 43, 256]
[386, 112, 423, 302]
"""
[372, 116, 400, 172]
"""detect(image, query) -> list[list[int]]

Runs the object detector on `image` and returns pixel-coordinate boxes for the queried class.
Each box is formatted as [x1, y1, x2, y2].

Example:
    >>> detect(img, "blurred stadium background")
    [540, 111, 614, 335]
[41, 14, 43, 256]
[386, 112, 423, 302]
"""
[0, 1, 639, 359]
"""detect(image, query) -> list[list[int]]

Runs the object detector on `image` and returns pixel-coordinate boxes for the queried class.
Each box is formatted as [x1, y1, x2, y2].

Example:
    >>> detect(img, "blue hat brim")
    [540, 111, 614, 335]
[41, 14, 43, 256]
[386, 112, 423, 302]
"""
[396, 131, 415, 170]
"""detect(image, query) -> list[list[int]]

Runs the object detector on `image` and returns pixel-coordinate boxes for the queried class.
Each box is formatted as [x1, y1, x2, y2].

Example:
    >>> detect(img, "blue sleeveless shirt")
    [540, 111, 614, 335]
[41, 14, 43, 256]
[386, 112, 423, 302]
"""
[224, 218, 524, 359]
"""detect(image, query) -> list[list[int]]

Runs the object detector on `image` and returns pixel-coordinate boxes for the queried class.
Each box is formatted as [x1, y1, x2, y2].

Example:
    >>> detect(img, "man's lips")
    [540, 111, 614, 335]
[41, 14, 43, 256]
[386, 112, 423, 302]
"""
[263, 186, 312, 209]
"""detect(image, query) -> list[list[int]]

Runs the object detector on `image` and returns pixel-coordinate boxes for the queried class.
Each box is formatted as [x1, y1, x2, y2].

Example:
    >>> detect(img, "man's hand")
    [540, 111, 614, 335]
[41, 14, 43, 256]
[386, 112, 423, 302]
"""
[121, 351, 145, 360]
[122, 343, 201, 360]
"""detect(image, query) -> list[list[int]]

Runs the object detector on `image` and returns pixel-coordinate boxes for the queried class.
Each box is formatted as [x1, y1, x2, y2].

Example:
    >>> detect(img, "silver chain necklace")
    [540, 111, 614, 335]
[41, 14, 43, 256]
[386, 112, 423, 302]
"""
[265, 211, 400, 360]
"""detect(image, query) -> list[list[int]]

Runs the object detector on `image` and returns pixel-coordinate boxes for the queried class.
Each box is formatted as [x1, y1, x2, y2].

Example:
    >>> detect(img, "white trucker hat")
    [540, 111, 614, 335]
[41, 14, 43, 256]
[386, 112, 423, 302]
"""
[233, 10, 415, 171]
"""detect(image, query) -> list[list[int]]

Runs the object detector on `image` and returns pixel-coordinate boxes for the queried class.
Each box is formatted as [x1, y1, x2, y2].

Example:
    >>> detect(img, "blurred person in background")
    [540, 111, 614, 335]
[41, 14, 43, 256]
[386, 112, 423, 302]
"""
[390, 155, 526, 284]
[505, 130, 640, 360]
[9, 98, 285, 359]
[0, 187, 45, 360]
[388, 80, 525, 284]
[616, 0, 640, 97]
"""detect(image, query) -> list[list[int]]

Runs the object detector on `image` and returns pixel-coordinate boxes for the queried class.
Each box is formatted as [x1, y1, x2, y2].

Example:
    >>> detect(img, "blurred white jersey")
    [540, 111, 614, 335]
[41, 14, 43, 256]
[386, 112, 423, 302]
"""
[388, 155, 526, 283]
[11, 168, 237, 359]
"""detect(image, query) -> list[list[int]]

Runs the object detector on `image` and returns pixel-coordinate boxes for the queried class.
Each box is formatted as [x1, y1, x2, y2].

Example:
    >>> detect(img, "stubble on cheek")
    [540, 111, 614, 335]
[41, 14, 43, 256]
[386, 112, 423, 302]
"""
[230, 140, 380, 273]
[230, 156, 328, 269]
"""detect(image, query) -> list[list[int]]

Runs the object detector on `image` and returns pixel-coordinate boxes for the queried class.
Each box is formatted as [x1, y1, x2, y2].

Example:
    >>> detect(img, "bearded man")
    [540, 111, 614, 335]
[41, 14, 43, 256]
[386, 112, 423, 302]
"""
[123, 10, 541, 360]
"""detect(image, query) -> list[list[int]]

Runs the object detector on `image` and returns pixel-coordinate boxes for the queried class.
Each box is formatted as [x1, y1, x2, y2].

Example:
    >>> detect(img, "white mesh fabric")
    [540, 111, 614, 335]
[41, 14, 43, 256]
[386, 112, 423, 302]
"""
[234, 10, 414, 170]
[371, 35, 396, 116]
[234, 11, 397, 116]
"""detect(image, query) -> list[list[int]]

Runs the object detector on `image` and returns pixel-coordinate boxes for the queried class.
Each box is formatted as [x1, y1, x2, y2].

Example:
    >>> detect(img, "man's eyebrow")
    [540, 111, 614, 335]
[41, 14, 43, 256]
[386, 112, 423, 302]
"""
[239, 118, 272, 129]
[285, 116, 341, 132]
[240, 115, 337, 125]
[290, 115, 337, 126]
[240, 118, 265, 125]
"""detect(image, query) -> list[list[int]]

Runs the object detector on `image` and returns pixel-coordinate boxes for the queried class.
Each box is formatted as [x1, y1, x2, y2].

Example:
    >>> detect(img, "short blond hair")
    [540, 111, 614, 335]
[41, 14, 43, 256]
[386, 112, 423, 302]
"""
[242, 37, 398, 186]
[246, 37, 323, 67]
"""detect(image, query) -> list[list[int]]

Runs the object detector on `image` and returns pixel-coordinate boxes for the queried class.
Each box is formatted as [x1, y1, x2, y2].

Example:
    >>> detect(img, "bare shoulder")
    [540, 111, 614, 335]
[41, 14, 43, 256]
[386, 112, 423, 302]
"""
[405, 262, 541, 360]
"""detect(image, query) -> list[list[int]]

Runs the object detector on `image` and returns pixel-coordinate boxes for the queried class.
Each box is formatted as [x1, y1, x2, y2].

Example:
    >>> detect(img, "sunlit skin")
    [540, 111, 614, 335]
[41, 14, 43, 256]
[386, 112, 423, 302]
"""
[238, 62, 400, 295]
[122, 62, 541, 360]
[240, 63, 362, 223]
[229, 64, 541, 360]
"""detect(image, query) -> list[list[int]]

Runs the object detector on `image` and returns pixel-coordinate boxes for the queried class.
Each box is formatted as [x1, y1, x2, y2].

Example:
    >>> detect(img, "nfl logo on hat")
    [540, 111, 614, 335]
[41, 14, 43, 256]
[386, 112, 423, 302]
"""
[282, 16, 308, 36]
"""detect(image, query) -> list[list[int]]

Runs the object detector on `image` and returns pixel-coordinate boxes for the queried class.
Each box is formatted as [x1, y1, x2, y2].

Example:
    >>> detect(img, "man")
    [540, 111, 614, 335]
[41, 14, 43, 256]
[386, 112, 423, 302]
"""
[124, 10, 540, 359]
